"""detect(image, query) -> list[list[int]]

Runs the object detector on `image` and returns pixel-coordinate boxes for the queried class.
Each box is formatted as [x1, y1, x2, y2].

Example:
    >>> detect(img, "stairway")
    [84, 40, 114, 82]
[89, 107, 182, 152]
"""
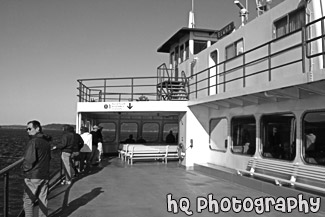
[157, 80, 188, 101]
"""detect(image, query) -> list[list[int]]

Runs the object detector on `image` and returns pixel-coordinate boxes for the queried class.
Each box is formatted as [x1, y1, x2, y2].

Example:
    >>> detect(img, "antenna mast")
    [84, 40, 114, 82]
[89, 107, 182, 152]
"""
[188, 0, 195, 28]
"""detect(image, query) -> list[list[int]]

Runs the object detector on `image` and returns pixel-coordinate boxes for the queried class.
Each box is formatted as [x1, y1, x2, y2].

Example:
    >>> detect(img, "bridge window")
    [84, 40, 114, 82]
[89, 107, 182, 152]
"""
[231, 116, 255, 155]
[274, 7, 305, 38]
[99, 123, 116, 142]
[163, 123, 178, 143]
[142, 123, 159, 142]
[302, 111, 325, 166]
[180, 44, 184, 62]
[121, 123, 138, 143]
[194, 40, 207, 55]
[261, 113, 296, 161]
[225, 38, 243, 60]
[210, 118, 228, 151]
[185, 41, 189, 60]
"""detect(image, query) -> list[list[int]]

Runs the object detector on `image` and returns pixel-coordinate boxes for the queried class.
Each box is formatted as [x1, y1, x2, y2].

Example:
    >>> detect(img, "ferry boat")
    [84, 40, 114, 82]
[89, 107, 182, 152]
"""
[2, 0, 325, 216]
[76, 0, 325, 194]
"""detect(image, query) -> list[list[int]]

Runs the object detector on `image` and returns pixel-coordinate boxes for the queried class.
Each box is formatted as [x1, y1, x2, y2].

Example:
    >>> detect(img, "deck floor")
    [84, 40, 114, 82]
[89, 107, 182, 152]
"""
[47, 157, 324, 217]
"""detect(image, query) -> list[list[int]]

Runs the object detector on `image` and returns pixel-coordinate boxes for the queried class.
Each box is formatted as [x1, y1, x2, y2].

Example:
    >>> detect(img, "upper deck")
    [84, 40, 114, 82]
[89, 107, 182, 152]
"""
[77, 0, 325, 111]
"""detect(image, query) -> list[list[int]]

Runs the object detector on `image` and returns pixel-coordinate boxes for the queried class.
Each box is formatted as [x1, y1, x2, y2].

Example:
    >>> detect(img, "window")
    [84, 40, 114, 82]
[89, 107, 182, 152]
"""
[175, 46, 179, 65]
[142, 123, 159, 142]
[163, 123, 178, 143]
[180, 44, 184, 62]
[302, 111, 325, 166]
[121, 123, 138, 143]
[170, 52, 175, 68]
[274, 7, 305, 38]
[261, 114, 296, 161]
[210, 118, 228, 151]
[99, 123, 116, 142]
[194, 40, 207, 55]
[231, 116, 256, 155]
[185, 41, 189, 60]
[225, 39, 244, 60]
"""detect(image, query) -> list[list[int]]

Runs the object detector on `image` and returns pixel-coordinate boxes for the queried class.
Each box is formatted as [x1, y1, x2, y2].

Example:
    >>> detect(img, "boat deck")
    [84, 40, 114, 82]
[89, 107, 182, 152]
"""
[47, 157, 324, 217]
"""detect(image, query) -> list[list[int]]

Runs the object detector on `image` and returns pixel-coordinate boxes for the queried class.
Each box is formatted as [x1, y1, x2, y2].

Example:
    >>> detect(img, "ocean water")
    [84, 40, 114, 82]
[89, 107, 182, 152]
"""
[0, 128, 63, 217]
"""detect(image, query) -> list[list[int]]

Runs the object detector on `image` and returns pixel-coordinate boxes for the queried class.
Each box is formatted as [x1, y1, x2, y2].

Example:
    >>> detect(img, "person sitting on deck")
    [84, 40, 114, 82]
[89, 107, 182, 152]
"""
[125, 134, 135, 143]
[165, 130, 176, 143]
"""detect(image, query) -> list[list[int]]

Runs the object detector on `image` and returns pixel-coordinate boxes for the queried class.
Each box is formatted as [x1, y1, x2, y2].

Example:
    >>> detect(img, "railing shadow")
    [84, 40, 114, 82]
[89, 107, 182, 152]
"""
[48, 159, 110, 217]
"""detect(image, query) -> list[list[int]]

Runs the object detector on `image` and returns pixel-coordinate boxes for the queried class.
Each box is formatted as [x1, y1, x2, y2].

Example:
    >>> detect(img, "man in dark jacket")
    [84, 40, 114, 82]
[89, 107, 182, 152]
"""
[56, 124, 75, 184]
[69, 126, 84, 175]
[23, 120, 51, 217]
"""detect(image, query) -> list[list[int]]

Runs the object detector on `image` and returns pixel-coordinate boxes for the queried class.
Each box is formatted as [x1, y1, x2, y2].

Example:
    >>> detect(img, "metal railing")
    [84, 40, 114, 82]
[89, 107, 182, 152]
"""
[187, 16, 325, 99]
[78, 76, 161, 102]
[0, 150, 63, 217]
[77, 16, 325, 103]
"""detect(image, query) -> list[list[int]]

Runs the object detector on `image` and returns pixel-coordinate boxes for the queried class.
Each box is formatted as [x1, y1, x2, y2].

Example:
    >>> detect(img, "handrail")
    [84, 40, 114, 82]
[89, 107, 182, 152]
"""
[1, 149, 62, 217]
[187, 16, 325, 98]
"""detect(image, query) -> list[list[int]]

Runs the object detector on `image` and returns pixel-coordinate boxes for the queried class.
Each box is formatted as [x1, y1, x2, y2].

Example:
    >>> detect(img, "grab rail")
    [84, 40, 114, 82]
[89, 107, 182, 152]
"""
[0, 149, 63, 217]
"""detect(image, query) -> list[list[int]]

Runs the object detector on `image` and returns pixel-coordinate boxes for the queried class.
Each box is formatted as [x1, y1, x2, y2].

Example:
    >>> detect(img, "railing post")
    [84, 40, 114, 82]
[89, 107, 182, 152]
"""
[208, 69, 210, 96]
[243, 53, 246, 87]
[322, 18, 325, 69]
[104, 79, 107, 102]
[79, 82, 82, 102]
[301, 24, 306, 74]
[195, 74, 198, 98]
[131, 78, 134, 101]
[268, 43, 272, 81]
[223, 62, 226, 92]
[4, 172, 9, 217]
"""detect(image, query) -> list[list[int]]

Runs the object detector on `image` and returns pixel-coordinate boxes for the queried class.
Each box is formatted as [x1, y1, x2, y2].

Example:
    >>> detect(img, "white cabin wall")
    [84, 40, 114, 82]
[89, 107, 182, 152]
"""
[187, 0, 312, 100]
[183, 105, 210, 168]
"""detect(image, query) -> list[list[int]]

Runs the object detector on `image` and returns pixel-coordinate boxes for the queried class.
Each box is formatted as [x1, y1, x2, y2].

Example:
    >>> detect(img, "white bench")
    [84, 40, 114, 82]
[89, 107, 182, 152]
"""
[128, 145, 179, 165]
[118, 144, 129, 159]
[237, 157, 325, 194]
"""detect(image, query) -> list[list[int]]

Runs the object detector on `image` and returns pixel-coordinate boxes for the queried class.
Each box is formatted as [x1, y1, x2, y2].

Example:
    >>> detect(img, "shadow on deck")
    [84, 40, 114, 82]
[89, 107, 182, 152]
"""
[47, 157, 325, 217]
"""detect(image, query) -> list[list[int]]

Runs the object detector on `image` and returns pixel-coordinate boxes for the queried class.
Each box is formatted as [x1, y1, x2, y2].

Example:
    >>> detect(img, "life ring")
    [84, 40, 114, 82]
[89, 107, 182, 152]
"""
[177, 143, 186, 160]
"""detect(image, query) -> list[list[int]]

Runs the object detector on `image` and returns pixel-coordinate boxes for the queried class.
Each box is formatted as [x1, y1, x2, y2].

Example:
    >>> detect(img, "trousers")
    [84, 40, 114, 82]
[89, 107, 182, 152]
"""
[61, 152, 74, 181]
[23, 178, 49, 217]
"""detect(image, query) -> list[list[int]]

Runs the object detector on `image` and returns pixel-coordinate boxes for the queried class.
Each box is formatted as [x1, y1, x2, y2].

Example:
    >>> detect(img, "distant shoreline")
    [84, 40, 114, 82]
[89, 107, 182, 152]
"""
[0, 123, 76, 131]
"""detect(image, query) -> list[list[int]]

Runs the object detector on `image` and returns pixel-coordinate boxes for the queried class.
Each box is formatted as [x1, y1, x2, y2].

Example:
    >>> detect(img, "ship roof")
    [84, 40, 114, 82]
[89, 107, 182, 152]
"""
[157, 27, 218, 53]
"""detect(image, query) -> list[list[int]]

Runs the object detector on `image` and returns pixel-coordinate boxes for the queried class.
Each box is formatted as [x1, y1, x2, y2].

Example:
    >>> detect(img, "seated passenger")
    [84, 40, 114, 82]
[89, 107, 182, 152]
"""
[136, 136, 146, 143]
[165, 130, 176, 143]
[306, 131, 316, 151]
[125, 134, 135, 143]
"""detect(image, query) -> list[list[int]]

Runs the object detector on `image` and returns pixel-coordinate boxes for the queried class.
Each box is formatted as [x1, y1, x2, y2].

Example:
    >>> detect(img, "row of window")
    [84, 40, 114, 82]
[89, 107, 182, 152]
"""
[99, 122, 178, 143]
[170, 41, 189, 67]
[210, 111, 325, 166]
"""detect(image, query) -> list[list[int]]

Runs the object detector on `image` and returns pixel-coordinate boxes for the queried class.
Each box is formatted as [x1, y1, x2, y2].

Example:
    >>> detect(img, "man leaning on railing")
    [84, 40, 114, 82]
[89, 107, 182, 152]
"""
[22, 120, 51, 217]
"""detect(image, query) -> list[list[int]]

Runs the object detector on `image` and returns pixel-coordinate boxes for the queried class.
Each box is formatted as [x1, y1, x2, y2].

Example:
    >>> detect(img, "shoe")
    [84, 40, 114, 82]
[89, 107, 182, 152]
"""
[65, 180, 72, 185]
[61, 180, 66, 185]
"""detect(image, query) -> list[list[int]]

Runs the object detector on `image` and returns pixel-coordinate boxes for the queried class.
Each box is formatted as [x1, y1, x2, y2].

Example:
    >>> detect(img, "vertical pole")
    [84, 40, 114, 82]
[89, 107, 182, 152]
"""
[195, 74, 198, 98]
[243, 53, 246, 87]
[301, 25, 306, 73]
[223, 62, 226, 92]
[104, 79, 107, 102]
[131, 78, 134, 101]
[268, 43, 272, 81]
[208, 69, 210, 96]
[322, 18, 325, 69]
[4, 173, 9, 217]
[79, 82, 82, 102]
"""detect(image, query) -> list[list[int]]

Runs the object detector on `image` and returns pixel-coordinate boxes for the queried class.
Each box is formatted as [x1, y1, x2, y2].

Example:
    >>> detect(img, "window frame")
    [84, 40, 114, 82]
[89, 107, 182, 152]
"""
[209, 117, 228, 152]
[301, 110, 325, 166]
[274, 6, 305, 38]
[225, 38, 244, 60]
[231, 115, 256, 156]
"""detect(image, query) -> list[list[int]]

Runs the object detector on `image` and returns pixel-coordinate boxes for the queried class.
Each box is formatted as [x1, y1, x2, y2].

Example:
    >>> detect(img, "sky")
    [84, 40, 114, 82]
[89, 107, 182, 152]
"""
[0, 0, 281, 125]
